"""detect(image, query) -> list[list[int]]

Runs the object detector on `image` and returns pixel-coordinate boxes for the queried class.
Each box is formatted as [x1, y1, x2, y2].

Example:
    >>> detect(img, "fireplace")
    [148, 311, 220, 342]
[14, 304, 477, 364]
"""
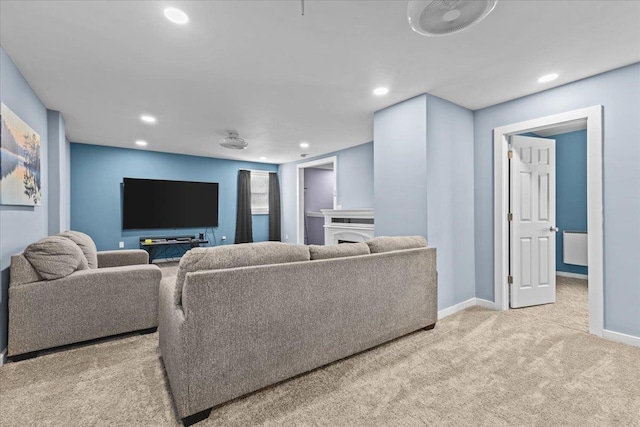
[321, 209, 374, 245]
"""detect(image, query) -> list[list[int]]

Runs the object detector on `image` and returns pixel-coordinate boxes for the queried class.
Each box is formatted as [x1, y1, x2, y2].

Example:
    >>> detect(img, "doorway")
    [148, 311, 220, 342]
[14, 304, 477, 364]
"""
[509, 127, 589, 330]
[296, 157, 337, 245]
[493, 105, 603, 337]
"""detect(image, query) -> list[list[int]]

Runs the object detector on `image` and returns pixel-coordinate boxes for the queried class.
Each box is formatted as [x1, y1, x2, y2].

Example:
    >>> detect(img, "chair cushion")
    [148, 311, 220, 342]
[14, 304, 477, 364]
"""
[58, 230, 99, 269]
[308, 243, 370, 260]
[366, 236, 427, 253]
[23, 236, 89, 280]
[175, 242, 310, 305]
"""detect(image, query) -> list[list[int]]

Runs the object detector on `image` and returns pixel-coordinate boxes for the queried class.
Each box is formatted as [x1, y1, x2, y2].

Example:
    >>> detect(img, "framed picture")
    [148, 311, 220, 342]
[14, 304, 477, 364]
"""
[0, 102, 42, 206]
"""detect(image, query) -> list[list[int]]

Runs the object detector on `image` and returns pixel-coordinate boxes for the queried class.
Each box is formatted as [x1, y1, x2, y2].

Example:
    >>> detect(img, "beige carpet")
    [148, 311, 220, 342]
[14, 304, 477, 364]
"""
[1, 274, 639, 427]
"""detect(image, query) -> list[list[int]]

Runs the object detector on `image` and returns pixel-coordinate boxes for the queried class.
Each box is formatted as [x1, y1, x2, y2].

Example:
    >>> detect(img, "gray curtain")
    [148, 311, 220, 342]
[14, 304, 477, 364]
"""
[268, 172, 281, 241]
[235, 170, 253, 244]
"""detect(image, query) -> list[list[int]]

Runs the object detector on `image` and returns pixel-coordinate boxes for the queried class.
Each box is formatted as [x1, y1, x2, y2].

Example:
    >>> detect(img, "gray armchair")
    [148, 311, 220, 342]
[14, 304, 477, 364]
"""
[8, 234, 161, 359]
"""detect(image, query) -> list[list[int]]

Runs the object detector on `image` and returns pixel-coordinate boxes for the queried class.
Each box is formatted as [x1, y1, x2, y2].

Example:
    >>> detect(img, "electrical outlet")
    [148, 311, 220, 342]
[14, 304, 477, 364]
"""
[118, 241, 124, 248]
[285, 234, 289, 241]
[221, 236, 227, 241]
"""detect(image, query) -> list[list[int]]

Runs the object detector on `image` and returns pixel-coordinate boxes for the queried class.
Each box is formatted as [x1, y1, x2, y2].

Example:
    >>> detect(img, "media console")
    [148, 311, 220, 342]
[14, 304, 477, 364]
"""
[139, 235, 209, 263]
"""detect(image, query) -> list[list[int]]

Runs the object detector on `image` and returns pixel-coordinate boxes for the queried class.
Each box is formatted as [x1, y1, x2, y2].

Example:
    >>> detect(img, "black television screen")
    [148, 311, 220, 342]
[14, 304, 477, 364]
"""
[122, 178, 219, 230]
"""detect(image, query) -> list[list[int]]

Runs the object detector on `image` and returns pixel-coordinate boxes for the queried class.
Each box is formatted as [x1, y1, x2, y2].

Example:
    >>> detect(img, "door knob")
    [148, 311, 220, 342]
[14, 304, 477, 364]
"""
[550, 226, 559, 232]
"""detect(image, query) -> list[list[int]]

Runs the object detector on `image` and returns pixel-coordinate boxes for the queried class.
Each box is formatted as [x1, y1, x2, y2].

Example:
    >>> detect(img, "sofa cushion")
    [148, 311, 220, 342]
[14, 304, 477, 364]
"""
[366, 236, 427, 253]
[308, 243, 370, 260]
[175, 242, 310, 305]
[23, 236, 89, 280]
[58, 230, 98, 269]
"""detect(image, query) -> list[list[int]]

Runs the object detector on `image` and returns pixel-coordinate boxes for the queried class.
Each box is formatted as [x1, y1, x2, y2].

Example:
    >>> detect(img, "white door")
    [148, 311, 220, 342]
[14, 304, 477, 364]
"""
[510, 135, 557, 308]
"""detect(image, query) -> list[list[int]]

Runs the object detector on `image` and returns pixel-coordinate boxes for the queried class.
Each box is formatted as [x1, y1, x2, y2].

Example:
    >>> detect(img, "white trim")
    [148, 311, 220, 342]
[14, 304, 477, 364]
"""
[438, 298, 477, 320]
[493, 105, 604, 337]
[475, 298, 497, 310]
[437, 298, 497, 320]
[602, 329, 640, 348]
[296, 156, 338, 245]
[435, 300, 640, 349]
[0, 348, 6, 367]
[556, 271, 589, 280]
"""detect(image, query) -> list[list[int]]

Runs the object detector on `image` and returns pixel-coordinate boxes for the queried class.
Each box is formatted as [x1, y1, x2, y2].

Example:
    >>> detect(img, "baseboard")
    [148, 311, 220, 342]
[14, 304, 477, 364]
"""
[475, 298, 496, 310]
[438, 298, 497, 320]
[556, 271, 588, 280]
[602, 329, 640, 348]
[0, 347, 6, 367]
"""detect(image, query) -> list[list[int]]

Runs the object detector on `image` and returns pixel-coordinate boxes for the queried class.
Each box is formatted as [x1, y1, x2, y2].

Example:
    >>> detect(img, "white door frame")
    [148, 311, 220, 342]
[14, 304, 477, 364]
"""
[296, 156, 338, 245]
[493, 105, 603, 336]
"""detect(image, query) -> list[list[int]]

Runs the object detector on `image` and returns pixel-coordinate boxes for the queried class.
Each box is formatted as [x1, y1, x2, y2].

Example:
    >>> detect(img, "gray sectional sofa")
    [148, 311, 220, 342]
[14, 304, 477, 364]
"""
[8, 231, 162, 358]
[159, 236, 437, 425]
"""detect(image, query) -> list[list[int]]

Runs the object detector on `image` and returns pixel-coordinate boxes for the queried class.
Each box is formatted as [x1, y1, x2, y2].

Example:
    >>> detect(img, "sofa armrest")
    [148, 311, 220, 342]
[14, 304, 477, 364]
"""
[158, 276, 190, 417]
[8, 264, 161, 356]
[98, 249, 149, 268]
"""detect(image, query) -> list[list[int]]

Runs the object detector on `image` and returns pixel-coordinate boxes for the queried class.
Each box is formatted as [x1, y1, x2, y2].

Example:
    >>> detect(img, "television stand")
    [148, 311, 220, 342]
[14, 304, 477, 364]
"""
[139, 235, 209, 263]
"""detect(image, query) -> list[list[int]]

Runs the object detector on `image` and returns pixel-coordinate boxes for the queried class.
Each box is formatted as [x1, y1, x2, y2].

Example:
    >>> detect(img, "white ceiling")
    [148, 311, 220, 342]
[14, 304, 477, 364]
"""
[1, 1, 639, 164]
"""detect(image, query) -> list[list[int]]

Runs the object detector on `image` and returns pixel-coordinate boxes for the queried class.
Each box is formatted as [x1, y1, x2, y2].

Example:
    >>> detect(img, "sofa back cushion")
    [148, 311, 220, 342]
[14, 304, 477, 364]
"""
[23, 236, 89, 280]
[10, 254, 43, 286]
[58, 230, 99, 269]
[308, 243, 370, 260]
[366, 236, 427, 253]
[175, 242, 310, 305]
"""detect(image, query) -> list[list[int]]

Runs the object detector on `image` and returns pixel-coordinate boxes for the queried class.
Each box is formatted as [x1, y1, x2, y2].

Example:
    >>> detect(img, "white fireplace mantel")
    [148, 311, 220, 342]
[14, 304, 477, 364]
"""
[321, 209, 374, 245]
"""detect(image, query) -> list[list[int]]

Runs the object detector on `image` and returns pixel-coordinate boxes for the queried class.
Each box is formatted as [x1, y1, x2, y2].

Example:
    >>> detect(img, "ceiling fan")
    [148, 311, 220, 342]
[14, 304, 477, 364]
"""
[407, 0, 498, 37]
[220, 131, 248, 150]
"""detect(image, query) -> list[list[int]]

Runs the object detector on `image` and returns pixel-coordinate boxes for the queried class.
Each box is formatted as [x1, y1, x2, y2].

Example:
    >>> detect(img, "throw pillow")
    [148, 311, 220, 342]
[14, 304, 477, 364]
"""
[58, 230, 99, 269]
[23, 236, 89, 280]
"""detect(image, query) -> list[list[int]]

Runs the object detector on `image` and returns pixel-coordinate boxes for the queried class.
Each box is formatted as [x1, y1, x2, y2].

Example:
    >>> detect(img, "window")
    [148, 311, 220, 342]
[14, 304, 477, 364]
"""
[250, 171, 269, 215]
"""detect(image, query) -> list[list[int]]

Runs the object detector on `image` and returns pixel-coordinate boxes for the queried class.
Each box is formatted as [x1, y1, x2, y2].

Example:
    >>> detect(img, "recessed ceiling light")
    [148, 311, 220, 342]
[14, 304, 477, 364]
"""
[259, 156, 267, 161]
[299, 142, 310, 148]
[538, 73, 559, 83]
[140, 115, 157, 124]
[164, 7, 189, 25]
[135, 140, 148, 146]
[373, 87, 389, 96]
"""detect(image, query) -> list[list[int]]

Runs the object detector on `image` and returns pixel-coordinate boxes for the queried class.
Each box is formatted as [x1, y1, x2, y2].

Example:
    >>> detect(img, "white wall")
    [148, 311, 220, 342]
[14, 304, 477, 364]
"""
[279, 142, 373, 244]
[0, 47, 49, 351]
[474, 63, 640, 338]
[426, 95, 476, 309]
[373, 95, 428, 237]
[47, 110, 70, 234]
[372, 94, 476, 311]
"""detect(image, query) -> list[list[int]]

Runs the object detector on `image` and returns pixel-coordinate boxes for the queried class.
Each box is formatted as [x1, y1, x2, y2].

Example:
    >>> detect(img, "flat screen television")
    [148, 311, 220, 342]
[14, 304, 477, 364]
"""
[122, 178, 219, 230]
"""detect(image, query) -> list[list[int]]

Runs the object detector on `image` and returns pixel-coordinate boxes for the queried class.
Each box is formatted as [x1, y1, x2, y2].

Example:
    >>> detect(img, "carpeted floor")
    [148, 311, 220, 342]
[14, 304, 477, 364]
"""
[1, 273, 639, 426]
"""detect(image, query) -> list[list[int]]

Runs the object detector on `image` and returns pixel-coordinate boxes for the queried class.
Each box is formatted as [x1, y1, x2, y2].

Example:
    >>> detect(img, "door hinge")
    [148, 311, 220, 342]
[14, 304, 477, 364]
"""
[508, 212, 513, 221]
[508, 150, 513, 159]
[507, 275, 513, 285]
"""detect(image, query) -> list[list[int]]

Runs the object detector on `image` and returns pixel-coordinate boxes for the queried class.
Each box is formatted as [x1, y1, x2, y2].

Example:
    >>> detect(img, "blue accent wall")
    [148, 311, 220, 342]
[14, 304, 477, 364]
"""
[70, 143, 278, 252]
[554, 130, 588, 275]
[474, 63, 640, 338]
